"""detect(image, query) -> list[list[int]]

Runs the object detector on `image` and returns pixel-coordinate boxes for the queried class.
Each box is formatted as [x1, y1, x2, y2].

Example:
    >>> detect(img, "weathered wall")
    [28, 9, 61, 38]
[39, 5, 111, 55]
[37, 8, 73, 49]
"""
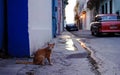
[28, 0, 52, 56]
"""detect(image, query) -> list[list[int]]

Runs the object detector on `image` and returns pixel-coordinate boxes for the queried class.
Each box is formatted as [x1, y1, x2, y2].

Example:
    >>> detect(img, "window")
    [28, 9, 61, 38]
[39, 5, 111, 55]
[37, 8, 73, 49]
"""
[102, 5, 104, 14]
[110, 0, 112, 14]
[100, 15, 120, 21]
[105, 3, 107, 14]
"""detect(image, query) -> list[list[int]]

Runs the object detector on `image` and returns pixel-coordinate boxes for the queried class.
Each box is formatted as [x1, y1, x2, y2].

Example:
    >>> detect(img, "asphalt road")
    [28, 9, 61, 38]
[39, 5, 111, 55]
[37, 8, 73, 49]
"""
[71, 30, 120, 75]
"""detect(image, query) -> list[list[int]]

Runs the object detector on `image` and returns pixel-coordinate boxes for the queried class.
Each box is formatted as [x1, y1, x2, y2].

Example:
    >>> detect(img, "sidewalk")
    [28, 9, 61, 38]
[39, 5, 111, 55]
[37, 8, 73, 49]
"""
[0, 31, 95, 75]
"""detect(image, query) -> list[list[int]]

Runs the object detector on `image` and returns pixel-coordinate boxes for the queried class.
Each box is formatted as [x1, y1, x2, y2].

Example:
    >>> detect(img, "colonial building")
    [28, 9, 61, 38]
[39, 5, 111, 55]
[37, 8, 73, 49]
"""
[77, 0, 120, 30]
[74, 0, 86, 29]
[76, 0, 100, 30]
[99, 0, 120, 15]
[0, 0, 67, 57]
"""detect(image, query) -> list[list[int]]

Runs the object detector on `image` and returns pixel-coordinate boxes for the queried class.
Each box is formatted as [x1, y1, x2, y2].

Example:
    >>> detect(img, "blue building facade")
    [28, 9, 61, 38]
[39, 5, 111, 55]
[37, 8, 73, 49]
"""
[52, 0, 58, 38]
[0, 0, 4, 49]
[7, 0, 30, 57]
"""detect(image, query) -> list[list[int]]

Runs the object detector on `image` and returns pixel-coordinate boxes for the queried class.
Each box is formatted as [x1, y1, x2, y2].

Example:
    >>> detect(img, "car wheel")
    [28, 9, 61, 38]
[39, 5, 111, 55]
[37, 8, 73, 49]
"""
[91, 28, 94, 35]
[76, 29, 78, 31]
[93, 29, 101, 37]
[94, 31, 98, 36]
[91, 31, 94, 35]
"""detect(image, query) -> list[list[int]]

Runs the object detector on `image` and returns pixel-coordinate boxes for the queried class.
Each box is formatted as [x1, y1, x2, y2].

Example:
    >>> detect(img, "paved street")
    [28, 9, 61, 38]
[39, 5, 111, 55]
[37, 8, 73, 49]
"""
[0, 30, 120, 75]
[1, 0, 120, 75]
[71, 30, 120, 75]
[0, 31, 95, 75]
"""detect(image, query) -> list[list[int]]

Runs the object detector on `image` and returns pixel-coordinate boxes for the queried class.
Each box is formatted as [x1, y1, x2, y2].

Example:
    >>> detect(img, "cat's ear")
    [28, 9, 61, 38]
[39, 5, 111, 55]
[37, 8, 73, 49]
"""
[53, 43, 55, 46]
[47, 42, 50, 45]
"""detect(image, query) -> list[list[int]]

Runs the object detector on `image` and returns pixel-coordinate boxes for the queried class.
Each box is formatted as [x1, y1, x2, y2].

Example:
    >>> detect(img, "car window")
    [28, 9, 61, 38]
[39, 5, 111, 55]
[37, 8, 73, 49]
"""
[100, 15, 120, 21]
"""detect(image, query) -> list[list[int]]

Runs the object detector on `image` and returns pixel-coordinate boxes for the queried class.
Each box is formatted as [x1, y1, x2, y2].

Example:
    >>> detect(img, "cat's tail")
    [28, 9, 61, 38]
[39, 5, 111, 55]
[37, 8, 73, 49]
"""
[16, 60, 33, 64]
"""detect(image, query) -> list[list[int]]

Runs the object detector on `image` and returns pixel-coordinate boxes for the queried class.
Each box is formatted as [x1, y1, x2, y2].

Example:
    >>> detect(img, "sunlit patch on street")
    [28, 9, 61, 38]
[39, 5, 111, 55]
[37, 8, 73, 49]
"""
[65, 39, 77, 51]
[58, 34, 77, 51]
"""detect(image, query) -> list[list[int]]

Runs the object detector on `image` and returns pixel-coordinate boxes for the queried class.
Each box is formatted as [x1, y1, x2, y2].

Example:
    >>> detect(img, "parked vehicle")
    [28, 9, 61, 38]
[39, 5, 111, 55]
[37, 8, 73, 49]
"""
[90, 14, 120, 36]
[66, 24, 78, 31]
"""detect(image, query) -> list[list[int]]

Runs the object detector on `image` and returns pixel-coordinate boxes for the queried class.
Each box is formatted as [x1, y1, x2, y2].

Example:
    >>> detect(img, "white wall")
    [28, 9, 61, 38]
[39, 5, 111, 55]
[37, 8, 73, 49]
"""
[113, 0, 120, 13]
[28, 0, 52, 56]
[99, 0, 120, 14]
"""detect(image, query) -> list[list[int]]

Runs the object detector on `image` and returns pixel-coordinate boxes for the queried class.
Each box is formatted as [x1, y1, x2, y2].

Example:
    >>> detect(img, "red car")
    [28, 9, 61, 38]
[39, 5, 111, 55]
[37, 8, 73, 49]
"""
[90, 14, 120, 36]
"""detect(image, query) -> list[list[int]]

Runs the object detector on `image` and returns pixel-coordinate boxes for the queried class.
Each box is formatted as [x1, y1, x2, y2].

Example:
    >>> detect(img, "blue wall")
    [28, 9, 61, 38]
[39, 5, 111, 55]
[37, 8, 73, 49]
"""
[7, 0, 30, 57]
[0, 0, 4, 49]
[52, 0, 58, 38]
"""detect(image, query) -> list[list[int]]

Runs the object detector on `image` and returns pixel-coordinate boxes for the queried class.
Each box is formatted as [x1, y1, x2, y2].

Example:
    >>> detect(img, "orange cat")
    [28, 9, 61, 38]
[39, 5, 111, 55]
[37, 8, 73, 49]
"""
[33, 43, 55, 65]
[16, 43, 55, 65]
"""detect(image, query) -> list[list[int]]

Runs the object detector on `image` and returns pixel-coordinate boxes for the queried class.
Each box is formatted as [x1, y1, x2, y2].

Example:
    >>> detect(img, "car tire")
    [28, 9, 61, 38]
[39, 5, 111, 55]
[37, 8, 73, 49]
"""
[76, 29, 78, 31]
[92, 28, 101, 37]
[94, 31, 101, 36]
[91, 31, 94, 35]
[91, 28, 94, 35]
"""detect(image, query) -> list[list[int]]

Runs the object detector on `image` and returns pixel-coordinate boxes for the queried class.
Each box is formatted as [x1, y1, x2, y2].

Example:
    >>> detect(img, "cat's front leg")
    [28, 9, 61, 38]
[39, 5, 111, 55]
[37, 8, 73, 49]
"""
[47, 57, 53, 65]
[41, 61, 45, 65]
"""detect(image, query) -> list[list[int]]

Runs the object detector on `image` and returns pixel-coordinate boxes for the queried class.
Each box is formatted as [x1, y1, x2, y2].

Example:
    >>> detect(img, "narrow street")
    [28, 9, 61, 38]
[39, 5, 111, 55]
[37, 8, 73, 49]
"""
[0, 30, 120, 75]
[71, 30, 120, 75]
[0, 31, 96, 75]
[1, 0, 120, 75]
